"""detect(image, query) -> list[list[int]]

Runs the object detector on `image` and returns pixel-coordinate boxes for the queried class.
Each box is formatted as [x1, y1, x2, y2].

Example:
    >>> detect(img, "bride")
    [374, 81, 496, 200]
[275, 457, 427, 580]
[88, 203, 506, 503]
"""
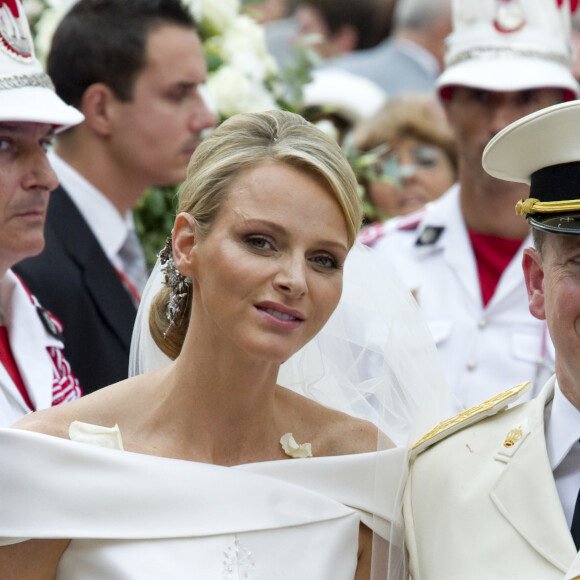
[0, 110, 454, 579]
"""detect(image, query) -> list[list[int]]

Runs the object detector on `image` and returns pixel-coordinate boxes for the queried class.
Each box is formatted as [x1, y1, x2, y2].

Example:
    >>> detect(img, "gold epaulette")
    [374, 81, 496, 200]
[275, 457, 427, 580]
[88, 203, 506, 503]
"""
[410, 382, 531, 456]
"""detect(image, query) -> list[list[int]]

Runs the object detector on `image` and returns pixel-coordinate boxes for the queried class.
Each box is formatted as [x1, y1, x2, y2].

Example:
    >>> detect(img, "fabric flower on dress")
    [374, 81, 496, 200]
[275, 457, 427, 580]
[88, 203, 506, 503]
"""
[280, 433, 312, 459]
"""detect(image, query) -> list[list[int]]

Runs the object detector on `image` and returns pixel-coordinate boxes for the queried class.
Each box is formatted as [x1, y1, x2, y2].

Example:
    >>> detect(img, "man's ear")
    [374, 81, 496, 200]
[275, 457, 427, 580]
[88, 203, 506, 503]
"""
[172, 212, 198, 278]
[522, 247, 546, 320]
[80, 83, 117, 137]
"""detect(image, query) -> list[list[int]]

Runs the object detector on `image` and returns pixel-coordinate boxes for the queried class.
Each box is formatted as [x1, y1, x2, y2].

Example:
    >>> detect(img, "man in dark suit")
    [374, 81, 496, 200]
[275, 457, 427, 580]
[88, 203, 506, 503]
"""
[15, 0, 216, 393]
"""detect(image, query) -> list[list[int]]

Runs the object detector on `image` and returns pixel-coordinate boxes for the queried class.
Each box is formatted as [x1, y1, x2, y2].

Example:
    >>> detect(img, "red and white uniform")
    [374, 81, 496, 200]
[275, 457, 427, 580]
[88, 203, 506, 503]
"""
[369, 185, 555, 409]
[0, 270, 81, 427]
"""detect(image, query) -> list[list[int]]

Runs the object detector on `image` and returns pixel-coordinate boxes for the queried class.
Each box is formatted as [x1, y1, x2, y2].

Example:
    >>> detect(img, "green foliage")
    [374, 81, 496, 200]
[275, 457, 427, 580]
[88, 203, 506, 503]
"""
[277, 42, 320, 112]
[133, 186, 179, 269]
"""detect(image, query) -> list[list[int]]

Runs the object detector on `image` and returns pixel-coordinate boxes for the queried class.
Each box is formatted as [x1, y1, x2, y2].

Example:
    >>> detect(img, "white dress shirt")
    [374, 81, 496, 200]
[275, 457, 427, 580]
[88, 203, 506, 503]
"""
[546, 381, 580, 527]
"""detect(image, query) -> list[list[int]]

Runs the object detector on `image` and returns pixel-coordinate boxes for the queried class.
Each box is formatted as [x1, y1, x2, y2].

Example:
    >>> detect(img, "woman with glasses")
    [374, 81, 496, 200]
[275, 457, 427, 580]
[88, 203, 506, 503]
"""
[350, 93, 457, 227]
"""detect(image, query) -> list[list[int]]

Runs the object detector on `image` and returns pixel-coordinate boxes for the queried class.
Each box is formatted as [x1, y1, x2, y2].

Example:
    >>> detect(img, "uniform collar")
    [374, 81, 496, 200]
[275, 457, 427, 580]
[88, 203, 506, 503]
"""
[545, 379, 580, 471]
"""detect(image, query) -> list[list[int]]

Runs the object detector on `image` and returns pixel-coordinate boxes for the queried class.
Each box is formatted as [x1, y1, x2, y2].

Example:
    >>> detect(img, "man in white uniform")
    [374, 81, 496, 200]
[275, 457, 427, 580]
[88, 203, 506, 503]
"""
[0, 0, 84, 426]
[404, 99, 580, 580]
[369, 0, 580, 408]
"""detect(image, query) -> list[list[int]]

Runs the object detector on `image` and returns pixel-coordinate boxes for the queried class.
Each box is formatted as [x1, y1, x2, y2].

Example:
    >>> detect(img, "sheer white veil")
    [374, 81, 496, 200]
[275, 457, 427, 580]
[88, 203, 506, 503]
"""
[129, 240, 459, 579]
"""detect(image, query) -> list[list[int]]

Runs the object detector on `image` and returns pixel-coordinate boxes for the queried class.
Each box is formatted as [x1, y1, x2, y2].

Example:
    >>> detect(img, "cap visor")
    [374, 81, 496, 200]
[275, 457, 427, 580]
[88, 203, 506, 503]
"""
[0, 86, 83, 131]
[529, 212, 580, 235]
[483, 100, 580, 184]
[437, 57, 580, 98]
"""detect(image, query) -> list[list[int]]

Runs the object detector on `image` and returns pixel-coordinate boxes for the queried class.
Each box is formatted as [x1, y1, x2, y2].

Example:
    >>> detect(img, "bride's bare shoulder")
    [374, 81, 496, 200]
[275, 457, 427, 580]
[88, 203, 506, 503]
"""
[318, 409, 387, 456]
[277, 386, 393, 457]
[13, 375, 144, 439]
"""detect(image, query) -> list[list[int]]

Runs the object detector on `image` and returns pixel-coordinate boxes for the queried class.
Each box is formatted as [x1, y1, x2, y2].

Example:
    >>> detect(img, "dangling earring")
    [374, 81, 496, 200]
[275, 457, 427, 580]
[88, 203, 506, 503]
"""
[159, 236, 191, 338]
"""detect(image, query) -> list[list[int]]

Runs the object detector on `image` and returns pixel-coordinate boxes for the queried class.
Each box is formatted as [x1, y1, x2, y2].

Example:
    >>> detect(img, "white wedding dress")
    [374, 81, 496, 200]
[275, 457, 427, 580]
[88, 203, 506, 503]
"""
[0, 423, 407, 579]
[0, 244, 457, 579]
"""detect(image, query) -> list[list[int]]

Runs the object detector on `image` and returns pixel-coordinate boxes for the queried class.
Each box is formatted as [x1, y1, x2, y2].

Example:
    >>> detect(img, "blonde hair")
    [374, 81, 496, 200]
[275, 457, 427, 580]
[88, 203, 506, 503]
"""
[150, 109, 362, 358]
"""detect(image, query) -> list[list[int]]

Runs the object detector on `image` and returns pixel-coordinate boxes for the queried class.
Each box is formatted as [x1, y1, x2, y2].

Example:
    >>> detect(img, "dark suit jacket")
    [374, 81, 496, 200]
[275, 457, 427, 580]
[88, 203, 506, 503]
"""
[15, 186, 138, 394]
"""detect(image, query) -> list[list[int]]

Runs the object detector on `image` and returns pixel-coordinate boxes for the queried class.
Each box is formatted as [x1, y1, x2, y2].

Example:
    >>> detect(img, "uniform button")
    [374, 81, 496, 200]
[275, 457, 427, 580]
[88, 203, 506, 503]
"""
[478, 318, 487, 329]
[466, 360, 476, 371]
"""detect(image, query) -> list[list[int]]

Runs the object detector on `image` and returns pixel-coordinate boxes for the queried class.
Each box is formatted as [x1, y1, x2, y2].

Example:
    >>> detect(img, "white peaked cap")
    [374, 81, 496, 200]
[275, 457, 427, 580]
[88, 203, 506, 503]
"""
[483, 99, 580, 234]
[483, 99, 580, 184]
[0, 0, 83, 130]
[437, 0, 580, 98]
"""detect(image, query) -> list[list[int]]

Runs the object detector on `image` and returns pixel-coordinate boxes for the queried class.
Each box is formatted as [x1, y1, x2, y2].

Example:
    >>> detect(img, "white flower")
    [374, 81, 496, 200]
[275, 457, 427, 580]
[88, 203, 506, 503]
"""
[22, 0, 45, 21]
[33, 3, 72, 63]
[313, 120, 340, 143]
[45, 0, 76, 8]
[218, 15, 277, 79]
[187, 0, 239, 37]
[206, 65, 277, 118]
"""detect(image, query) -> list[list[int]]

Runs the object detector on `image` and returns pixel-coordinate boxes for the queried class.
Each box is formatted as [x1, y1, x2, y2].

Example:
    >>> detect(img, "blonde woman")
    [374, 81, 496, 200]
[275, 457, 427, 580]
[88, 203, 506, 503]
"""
[0, 110, 452, 580]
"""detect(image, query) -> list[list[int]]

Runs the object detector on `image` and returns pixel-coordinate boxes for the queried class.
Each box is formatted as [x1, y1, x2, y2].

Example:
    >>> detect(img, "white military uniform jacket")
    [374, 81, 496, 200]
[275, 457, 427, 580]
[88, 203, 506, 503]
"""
[371, 185, 555, 408]
[0, 270, 81, 427]
[404, 378, 580, 580]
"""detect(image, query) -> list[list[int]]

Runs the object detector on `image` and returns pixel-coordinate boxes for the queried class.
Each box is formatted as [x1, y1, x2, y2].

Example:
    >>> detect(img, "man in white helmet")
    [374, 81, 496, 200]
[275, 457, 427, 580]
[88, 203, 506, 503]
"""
[404, 98, 580, 580]
[0, 0, 84, 426]
[368, 0, 580, 409]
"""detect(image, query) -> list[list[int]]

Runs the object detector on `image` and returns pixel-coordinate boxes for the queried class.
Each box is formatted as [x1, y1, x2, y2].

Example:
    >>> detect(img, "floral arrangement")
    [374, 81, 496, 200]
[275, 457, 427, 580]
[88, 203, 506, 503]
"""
[192, 0, 281, 118]
[25, 0, 284, 120]
[23, 0, 298, 266]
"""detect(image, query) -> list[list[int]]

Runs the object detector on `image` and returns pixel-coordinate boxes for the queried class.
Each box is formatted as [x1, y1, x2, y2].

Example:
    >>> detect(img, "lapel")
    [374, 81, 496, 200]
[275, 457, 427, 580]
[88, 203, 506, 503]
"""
[47, 187, 137, 349]
[566, 550, 580, 580]
[490, 377, 578, 572]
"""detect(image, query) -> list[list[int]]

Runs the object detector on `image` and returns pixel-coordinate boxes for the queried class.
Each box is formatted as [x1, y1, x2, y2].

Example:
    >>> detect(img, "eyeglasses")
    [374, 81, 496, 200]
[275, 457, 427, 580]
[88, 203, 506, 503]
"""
[368, 144, 449, 183]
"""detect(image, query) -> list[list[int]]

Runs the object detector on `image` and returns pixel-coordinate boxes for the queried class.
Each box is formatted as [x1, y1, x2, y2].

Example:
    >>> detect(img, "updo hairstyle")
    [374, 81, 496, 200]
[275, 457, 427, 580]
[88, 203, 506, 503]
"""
[150, 109, 362, 359]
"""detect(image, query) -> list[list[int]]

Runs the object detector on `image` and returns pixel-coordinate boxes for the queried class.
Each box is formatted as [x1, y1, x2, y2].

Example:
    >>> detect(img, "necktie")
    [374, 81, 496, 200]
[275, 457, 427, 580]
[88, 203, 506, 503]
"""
[118, 229, 149, 295]
[572, 474, 580, 550]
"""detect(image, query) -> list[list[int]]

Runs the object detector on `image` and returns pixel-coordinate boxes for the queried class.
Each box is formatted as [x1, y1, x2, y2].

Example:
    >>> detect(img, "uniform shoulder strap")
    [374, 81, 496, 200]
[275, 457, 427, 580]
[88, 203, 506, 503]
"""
[410, 381, 531, 456]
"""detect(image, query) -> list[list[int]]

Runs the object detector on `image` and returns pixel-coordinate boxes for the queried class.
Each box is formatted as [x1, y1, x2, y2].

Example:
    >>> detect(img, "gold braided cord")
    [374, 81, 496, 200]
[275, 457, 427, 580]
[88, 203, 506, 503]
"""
[410, 382, 530, 454]
[515, 198, 580, 216]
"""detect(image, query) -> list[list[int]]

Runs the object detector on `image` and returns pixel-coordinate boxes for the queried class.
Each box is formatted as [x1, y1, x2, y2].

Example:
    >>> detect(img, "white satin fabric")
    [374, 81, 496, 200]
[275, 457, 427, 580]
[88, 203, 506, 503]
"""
[0, 426, 406, 579]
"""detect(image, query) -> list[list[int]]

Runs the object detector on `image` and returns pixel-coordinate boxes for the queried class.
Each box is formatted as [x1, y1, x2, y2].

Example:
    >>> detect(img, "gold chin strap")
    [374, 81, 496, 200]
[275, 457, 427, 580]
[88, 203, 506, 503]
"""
[515, 198, 580, 216]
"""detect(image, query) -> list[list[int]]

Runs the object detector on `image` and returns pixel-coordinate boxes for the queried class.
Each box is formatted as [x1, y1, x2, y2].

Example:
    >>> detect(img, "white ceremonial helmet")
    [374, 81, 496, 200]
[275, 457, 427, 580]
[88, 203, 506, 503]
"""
[0, 0, 83, 130]
[437, 0, 580, 99]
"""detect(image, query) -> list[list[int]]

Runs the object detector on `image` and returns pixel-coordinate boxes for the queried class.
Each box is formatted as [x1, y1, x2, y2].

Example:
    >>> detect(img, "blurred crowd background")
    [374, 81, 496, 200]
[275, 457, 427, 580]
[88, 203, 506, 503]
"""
[21, 0, 464, 265]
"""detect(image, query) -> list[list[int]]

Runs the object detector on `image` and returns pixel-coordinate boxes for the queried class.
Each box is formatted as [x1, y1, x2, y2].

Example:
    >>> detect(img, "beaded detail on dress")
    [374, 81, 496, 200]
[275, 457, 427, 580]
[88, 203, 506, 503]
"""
[222, 535, 259, 579]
